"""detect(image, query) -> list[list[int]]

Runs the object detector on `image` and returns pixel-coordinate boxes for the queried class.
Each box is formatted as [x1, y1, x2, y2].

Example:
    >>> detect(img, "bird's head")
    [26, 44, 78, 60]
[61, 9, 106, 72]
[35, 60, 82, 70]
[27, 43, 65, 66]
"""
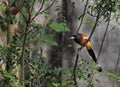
[70, 33, 83, 44]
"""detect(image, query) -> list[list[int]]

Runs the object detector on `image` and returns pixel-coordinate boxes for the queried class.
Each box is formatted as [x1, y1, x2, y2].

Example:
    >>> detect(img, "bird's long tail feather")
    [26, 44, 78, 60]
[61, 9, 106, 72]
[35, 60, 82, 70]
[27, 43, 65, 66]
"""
[86, 47, 102, 72]
[87, 47, 97, 63]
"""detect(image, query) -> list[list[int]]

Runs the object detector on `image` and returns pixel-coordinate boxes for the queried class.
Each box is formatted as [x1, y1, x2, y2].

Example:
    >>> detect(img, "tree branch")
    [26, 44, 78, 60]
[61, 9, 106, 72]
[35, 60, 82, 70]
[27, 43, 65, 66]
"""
[113, 47, 120, 87]
[72, 51, 79, 87]
[31, 0, 56, 22]
[31, 0, 45, 21]
[20, 22, 30, 86]
[97, 15, 111, 60]
[76, 0, 89, 32]
[39, 0, 56, 14]
[115, 47, 120, 73]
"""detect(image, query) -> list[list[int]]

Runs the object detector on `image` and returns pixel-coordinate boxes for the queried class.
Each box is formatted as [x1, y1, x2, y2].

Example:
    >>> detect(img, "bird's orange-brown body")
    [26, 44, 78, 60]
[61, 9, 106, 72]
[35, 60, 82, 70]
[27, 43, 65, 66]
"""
[80, 33, 91, 49]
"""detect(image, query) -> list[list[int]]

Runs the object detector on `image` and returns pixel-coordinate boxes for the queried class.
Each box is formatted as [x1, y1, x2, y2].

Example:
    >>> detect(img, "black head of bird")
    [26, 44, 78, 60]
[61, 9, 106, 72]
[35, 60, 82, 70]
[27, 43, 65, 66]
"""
[70, 33, 83, 44]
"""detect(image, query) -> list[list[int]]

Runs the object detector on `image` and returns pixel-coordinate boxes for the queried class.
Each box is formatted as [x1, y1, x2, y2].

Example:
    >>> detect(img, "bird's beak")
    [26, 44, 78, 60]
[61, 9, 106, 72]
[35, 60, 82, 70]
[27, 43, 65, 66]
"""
[69, 36, 75, 39]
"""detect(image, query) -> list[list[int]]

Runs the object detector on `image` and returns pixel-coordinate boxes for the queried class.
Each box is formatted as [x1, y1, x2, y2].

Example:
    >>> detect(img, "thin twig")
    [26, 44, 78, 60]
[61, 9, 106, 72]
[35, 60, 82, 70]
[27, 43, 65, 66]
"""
[73, 52, 79, 86]
[26, 27, 36, 35]
[87, 11, 98, 17]
[31, 0, 44, 21]
[17, 1, 26, 20]
[26, 61, 41, 73]
[97, 16, 111, 60]
[88, 12, 100, 41]
[115, 47, 120, 73]
[30, 0, 35, 14]
[19, 10, 27, 22]
[31, 0, 56, 22]
[0, 57, 7, 67]
[76, 0, 89, 32]
[39, 0, 56, 14]
[113, 47, 120, 87]
[87, 67, 95, 87]
[114, 0, 120, 73]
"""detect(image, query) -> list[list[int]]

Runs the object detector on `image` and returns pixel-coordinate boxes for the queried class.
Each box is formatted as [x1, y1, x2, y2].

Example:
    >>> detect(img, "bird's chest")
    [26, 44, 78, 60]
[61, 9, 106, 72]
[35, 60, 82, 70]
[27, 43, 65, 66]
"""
[74, 37, 87, 46]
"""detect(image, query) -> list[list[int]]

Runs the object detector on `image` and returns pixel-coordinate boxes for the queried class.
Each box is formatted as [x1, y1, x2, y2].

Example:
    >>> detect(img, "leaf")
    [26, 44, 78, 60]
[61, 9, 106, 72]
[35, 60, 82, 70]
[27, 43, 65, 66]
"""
[44, 0, 49, 4]
[0, 69, 17, 82]
[107, 73, 117, 78]
[38, 34, 58, 46]
[31, 22, 42, 29]
[28, 0, 34, 5]
[107, 72, 120, 81]
[0, 16, 3, 23]
[50, 22, 69, 32]
[62, 68, 72, 77]
[0, 2, 7, 11]
[52, 82, 60, 87]
[10, 0, 16, 6]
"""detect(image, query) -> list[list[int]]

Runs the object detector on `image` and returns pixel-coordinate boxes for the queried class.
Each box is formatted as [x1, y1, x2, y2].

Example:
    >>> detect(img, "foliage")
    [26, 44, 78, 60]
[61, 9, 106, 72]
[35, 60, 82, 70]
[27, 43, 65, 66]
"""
[89, 0, 120, 22]
[0, 0, 120, 87]
[50, 22, 69, 32]
[75, 54, 100, 87]
[107, 72, 120, 82]
[0, 0, 71, 87]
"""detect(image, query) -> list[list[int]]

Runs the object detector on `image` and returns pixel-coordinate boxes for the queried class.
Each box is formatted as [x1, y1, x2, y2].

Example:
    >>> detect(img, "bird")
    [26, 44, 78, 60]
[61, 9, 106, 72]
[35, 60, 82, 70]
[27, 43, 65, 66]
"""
[70, 33, 102, 72]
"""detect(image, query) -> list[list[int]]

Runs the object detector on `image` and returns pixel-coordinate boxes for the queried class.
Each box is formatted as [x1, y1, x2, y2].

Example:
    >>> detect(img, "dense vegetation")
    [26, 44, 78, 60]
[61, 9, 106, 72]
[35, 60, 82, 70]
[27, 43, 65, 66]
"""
[0, 0, 120, 87]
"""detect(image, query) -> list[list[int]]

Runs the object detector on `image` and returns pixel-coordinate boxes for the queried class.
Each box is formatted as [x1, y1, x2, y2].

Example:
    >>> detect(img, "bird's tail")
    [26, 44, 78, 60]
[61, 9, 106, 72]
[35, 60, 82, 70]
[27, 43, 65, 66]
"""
[86, 47, 102, 72]
[87, 47, 97, 63]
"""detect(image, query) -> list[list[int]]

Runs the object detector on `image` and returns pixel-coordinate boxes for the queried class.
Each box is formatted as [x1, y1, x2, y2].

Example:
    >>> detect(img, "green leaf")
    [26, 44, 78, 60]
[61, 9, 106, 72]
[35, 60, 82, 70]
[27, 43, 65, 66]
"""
[107, 72, 120, 81]
[45, 0, 49, 4]
[38, 34, 58, 46]
[107, 72, 117, 78]
[31, 22, 42, 29]
[27, 0, 34, 5]
[62, 68, 72, 77]
[0, 2, 7, 12]
[50, 22, 69, 32]
[10, 0, 16, 6]
[52, 82, 60, 87]
[0, 69, 17, 82]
